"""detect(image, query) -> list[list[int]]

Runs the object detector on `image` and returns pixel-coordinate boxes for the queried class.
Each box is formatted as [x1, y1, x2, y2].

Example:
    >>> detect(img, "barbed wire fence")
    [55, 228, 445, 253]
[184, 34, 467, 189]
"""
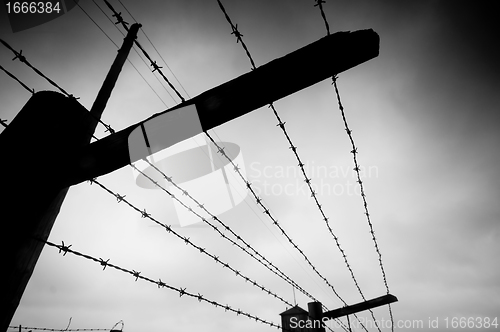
[0, 1, 397, 330]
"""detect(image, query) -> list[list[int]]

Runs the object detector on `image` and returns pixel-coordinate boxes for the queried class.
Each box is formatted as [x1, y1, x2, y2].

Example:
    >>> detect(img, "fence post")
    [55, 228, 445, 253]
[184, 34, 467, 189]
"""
[0, 24, 140, 332]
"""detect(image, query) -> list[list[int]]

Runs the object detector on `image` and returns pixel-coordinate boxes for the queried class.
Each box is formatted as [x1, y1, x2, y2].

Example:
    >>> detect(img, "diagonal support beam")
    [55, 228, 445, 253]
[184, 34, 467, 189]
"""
[65, 28, 379, 186]
[322, 294, 398, 320]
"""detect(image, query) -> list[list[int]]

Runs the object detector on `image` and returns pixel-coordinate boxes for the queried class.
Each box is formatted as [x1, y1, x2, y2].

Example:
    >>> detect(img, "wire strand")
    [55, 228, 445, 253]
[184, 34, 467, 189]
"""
[38, 239, 283, 330]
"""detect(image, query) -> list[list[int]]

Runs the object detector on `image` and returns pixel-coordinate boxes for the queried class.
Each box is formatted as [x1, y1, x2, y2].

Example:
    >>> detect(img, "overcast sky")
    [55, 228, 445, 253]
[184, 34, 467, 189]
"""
[1, 1, 499, 331]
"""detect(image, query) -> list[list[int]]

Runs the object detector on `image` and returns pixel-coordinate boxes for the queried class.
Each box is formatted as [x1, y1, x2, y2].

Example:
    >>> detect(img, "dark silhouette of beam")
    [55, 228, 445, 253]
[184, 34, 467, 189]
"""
[65, 28, 379, 186]
[322, 294, 398, 320]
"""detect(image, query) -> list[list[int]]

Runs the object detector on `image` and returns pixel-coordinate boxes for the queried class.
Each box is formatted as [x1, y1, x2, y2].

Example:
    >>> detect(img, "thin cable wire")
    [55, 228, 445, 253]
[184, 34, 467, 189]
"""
[115, 0, 190, 98]
[101, 0, 185, 103]
[38, 239, 283, 330]
[89, 0, 174, 106]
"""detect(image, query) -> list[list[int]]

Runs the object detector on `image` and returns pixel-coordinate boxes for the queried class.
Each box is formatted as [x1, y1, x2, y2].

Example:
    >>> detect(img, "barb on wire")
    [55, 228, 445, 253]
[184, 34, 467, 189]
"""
[313, 0, 330, 35]
[89, 176, 293, 308]
[216, 0, 257, 71]
[0, 118, 8, 128]
[38, 239, 281, 330]
[102, 0, 185, 103]
[0, 64, 35, 94]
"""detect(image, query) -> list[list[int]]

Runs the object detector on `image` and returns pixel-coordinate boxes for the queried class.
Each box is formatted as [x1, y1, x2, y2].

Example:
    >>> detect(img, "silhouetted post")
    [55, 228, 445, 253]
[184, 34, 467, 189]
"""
[308, 302, 325, 332]
[0, 24, 140, 332]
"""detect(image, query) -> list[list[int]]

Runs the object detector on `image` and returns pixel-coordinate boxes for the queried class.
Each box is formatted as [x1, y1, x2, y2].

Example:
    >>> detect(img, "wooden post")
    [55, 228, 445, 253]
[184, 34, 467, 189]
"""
[0, 24, 140, 332]
[308, 302, 325, 332]
[322, 294, 398, 320]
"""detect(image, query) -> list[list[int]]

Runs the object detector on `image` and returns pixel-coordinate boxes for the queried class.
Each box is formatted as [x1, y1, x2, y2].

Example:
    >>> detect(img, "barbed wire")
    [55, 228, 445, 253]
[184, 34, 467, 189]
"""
[332, 76, 394, 330]
[215, 0, 257, 71]
[87, 176, 294, 308]
[0, 64, 34, 94]
[0, 118, 8, 128]
[313, 0, 394, 329]
[0, 38, 115, 136]
[36, 238, 282, 331]
[101, 0, 185, 103]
